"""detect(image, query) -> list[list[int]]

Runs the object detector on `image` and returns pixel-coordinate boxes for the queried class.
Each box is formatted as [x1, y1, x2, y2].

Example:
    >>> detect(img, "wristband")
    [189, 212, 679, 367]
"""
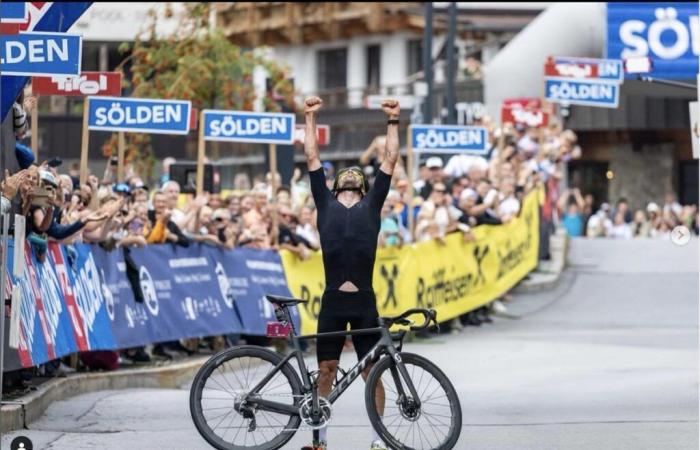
[387, 119, 399, 125]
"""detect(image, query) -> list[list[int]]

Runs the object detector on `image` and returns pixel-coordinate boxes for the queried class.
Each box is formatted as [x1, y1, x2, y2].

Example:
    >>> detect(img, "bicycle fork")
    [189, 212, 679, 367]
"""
[387, 349, 422, 415]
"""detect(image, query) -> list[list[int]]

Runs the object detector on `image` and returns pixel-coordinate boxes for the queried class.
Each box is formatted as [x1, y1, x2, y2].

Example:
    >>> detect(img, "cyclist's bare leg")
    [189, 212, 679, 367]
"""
[313, 360, 338, 445]
[318, 359, 338, 398]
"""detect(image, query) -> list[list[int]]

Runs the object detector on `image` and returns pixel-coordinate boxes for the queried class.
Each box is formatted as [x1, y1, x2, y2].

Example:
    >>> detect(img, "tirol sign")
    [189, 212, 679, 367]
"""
[203, 110, 295, 144]
[0, 31, 82, 77]
[293, 124, 330, 145]
[544, 56, 623, 82]
[607, 2, 699, 79]
[87, 96, 192, 135]
[501, 106, 549, 128]
[32, 72, 122, 96]
[410, 125, 489, 155]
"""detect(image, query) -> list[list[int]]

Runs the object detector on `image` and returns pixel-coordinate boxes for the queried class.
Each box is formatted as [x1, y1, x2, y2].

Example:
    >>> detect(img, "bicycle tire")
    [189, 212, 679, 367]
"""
[365, 353, 462, 450]
[190, 345, 303, 450]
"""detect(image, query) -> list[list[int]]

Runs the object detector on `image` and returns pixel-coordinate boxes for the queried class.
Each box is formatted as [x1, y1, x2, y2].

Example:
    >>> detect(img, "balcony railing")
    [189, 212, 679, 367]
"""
[302, 79, 483, 111]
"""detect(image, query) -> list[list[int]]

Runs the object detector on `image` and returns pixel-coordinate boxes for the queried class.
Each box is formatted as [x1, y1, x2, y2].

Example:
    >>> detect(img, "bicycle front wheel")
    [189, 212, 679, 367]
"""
[365, 353, 462, 450]
[189, 345, 303, 450]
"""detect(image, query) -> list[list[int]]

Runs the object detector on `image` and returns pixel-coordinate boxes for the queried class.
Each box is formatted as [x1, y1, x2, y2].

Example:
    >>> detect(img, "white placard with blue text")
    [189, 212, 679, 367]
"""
[87, 96, 192, 135]
[545, 78, 620, 108]
[203, 110, 295, 144]
[410, 125, 489, 154]
[0, 32, 82, 77]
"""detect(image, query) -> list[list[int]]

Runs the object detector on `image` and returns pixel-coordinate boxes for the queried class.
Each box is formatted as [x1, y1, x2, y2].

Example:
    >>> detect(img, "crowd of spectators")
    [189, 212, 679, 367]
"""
[558, 189, 699, 239]
[3, 94, 696, 389]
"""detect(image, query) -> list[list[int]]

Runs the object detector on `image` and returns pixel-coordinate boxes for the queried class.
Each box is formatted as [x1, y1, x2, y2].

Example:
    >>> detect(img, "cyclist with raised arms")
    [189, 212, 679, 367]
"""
[302, 96, 400, 450]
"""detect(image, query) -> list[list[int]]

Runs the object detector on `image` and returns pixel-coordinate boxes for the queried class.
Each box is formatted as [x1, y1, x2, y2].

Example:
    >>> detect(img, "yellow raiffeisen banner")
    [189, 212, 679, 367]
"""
[281, 189, 541, 335]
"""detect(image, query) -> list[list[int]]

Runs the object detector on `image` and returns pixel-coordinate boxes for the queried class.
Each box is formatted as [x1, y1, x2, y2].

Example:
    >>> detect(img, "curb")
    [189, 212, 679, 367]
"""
[1, 355, 209, 433]
[514, 229, 569, 294]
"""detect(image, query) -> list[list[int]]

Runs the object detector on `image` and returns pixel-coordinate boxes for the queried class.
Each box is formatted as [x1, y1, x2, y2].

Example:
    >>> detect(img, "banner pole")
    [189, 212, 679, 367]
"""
[31, 95, 39, 159]
[269, 143, 279, 247]
[80, 97, 90, 187]
[117, 132, 125, 182]
[406, 126, 414, 241]
[0, 213, 10, 401]
[196, 110, 205, 197]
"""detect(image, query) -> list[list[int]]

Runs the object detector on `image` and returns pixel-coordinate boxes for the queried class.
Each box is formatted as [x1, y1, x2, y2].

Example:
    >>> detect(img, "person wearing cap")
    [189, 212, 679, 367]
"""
[418, 156, 445, 199]
[586, 202, 613, 238]
[302, 96, 399, 450]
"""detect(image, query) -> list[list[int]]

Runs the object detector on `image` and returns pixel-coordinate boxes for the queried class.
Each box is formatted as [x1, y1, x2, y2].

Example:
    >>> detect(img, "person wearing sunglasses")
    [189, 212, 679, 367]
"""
[302, 96, 400, 450]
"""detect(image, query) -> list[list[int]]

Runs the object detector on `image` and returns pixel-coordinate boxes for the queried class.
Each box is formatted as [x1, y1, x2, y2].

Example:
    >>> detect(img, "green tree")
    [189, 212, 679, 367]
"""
[103, 2, 295, 180]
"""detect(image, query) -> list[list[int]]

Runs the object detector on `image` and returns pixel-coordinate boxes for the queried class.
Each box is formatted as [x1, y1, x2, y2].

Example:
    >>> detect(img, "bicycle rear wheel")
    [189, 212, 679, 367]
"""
[365, 352, 462, 450]
[189, 345, 303, 450]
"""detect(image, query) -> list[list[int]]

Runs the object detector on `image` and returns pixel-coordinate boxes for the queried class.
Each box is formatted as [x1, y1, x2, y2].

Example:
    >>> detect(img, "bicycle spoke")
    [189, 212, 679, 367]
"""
[422, 411, 448, 445]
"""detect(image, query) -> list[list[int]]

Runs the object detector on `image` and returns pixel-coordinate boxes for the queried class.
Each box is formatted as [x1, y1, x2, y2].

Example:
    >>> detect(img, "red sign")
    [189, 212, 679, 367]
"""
[190, 108, 198, 131]
[503, 97, 541, 110]
[501, 106, 549, 128]
[32, 72, 122, 96]
[294, 124, 330, 145]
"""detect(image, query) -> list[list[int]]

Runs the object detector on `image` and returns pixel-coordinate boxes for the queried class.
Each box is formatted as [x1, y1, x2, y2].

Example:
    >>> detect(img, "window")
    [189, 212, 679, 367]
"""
[317, 48, 347, 90]
[407, 39, 423, 76]
[81, 42, 101, 72]
[366, 44, 381, 89]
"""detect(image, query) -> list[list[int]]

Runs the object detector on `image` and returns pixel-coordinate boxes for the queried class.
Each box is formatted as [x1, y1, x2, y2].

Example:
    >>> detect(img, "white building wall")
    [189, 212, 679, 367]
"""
[269, 32, 419, 106]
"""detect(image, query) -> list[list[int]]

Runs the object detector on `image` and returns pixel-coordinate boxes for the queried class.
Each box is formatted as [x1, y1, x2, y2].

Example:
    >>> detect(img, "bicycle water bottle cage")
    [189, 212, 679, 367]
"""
[266, 321, 292, 338]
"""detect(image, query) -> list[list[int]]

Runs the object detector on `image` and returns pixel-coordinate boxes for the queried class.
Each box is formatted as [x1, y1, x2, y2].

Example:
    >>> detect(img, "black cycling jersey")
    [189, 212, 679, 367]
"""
[309, 167, 391, 293]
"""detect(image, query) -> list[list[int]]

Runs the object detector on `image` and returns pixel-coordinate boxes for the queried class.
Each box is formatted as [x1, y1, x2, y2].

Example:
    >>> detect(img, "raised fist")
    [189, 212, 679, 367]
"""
[304, 96, 323, 114]
[381, 99, 400, 118]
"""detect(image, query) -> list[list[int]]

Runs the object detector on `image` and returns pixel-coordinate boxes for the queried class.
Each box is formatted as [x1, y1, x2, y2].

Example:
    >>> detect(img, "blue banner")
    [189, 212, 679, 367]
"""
[410, 125, 489, 154]
[0, 3, 27, 22]
[203, 247, 300, 335]
[545, 78, 620, 108]
[4, 242, 302, 371]
[91, 246, 156, 349]
[60, 244, 117, 351]
[87, 96, 192, 135]
[203, 110, 296, 144]
[5, 242, 78, 368]
[1, 2, 93, 121]
[0, 32, 82, 77]
[607, 2, 699, 80]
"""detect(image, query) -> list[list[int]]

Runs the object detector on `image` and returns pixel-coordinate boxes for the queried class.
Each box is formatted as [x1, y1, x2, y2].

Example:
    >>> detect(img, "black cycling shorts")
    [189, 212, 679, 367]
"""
[316, 290, 380, 363]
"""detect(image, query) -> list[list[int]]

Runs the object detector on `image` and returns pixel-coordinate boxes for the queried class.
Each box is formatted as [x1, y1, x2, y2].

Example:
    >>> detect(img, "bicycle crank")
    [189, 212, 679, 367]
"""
[299, 395, 332, 429]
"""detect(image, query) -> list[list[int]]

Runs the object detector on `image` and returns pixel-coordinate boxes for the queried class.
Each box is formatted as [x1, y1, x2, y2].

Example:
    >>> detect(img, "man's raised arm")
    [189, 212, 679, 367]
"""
[304, 96, 323, 171]
[379, 99, 400, 176]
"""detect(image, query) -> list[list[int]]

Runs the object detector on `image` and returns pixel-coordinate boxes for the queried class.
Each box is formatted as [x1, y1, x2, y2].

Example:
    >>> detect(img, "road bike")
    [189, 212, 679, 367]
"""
[190, 294, 462, 449]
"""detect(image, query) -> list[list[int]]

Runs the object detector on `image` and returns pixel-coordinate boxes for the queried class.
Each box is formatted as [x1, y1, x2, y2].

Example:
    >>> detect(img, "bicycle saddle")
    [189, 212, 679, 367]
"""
[265, 295, 308, 306]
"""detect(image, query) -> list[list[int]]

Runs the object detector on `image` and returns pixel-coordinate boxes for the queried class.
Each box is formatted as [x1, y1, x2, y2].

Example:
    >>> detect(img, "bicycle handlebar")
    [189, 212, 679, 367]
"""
[381, 308, 438, 332]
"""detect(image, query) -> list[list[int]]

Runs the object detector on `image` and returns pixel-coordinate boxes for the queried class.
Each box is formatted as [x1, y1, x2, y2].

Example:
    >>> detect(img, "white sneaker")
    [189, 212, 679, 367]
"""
[491, 300, 508, 314]
[370, 440, 387, 450]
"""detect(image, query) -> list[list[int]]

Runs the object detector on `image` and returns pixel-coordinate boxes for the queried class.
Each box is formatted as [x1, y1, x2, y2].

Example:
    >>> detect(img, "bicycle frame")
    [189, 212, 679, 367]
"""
[242, 317, 421, 418]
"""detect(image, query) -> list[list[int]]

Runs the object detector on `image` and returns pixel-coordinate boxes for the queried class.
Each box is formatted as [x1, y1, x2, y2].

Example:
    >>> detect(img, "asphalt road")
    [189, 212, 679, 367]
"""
[2, 238, 698, 450]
